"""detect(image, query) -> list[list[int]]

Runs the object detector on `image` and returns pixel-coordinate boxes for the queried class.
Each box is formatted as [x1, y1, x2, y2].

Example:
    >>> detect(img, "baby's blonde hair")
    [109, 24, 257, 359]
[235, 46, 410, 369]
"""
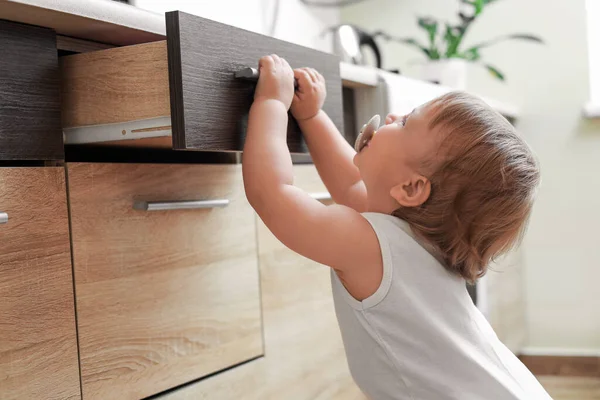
[393, 91, 540, 283]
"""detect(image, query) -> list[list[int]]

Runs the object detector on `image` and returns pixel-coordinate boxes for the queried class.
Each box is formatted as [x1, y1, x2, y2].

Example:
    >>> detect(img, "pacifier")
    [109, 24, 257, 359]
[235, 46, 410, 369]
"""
[354, 114, 381, 152]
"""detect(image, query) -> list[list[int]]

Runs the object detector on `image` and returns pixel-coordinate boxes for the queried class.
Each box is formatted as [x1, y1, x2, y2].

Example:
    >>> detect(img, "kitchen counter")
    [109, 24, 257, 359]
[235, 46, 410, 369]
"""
[0, 0, 164, 45]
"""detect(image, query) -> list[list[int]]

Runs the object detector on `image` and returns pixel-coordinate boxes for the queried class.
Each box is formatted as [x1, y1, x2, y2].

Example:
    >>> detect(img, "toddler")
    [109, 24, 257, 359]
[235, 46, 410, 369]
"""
[242, 54, 551, 400]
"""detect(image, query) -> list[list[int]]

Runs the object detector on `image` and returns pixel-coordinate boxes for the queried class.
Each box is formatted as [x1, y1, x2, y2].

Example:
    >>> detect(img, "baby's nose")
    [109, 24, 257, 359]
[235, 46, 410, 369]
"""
[385, 113, 401, 124]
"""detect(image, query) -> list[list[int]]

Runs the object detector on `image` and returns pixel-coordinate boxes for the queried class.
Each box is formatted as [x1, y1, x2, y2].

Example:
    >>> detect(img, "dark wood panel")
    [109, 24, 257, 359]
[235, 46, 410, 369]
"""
[343, 87, 358, 143]
[166, 11, 343, 154]
[0, 20, 63, 160]
[0, 167, 80, 399]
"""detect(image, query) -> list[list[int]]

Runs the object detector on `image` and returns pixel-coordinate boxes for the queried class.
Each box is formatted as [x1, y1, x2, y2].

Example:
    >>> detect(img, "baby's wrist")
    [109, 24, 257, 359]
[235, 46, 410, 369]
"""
[253, 97, 290, 113]
[295, 109, 322, 123]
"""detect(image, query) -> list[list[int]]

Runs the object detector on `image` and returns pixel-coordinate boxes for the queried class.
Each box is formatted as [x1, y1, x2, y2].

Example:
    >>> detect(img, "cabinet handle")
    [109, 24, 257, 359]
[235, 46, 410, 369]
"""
[310, 192, 332, 202]
[235, 67, 299, 89]
[0, 212, 7, 224]
[133, 200, 229, 211]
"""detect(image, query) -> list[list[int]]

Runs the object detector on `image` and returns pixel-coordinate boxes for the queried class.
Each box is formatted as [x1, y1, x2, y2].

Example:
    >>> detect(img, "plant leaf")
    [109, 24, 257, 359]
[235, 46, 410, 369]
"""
[503, 34, 544, 43]
[458, 47, 481, 61]
[461, 0, 501, 16]
[444, 24, 464, 58]
[461, 0, 485, 15]
[474, 0, 485, 15]
[418, 17, 439, 47]
[485, 64, 505, 81]
[468, 33, 544, 50]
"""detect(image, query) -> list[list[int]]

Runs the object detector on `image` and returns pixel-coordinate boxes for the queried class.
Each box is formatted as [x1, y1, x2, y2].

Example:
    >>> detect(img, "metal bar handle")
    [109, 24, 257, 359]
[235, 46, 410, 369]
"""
[0, 212, 7, 224]
[310, 192, 332, 202]
[235, 67, 299, 89]
[133, 199, 229, 211]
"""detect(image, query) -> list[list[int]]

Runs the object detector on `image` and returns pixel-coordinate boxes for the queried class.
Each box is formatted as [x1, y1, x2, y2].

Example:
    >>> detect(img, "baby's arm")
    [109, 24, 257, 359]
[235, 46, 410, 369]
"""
[243, 56, 381, 299]
[291, 69, 368, 212]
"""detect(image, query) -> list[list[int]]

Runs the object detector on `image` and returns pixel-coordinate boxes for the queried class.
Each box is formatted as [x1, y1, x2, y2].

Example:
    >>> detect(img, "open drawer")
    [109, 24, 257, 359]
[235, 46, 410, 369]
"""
[60, 11, 343, 154]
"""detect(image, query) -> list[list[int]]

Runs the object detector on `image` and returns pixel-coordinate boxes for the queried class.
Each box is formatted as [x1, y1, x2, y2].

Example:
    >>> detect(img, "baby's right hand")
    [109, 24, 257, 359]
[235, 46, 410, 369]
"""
[254, 54, 295, 109]
[291, 68, 326, 121]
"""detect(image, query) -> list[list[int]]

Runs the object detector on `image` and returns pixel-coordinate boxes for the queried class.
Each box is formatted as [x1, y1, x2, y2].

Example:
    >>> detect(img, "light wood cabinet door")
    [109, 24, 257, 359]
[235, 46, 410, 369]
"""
[158, 165, 364, 400]
[0, 167, 80, 400]
[67, 163, 262, 400]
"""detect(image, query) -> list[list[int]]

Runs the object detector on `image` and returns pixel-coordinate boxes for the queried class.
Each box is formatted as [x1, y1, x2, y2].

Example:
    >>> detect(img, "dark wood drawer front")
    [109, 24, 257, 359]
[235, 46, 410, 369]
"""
[0, 20, 63, 160]
[166, 11, 343, 153]
[0, 167, 80, 399]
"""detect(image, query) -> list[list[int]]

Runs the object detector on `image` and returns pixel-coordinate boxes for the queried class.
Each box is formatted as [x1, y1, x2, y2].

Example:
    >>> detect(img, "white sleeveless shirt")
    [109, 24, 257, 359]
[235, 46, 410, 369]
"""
[331, 212, 552, 400]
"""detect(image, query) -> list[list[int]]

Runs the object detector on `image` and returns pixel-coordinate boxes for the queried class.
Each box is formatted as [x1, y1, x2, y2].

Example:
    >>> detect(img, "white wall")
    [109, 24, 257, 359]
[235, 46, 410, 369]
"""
[131, 0, 339, 52]
[343, 0, 600, 352]
[586, 0, 600, 107]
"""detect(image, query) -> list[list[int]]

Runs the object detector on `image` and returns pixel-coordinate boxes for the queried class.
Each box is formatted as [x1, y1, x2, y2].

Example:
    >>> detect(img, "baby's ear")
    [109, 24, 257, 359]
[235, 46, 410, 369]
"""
[390, 176, 431, 207]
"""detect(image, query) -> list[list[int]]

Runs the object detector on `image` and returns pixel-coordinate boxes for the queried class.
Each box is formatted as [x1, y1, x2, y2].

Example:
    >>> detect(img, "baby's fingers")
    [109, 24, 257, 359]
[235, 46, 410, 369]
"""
[294, 68, 312, 90]
[305, 68, 319, 83]
[259, 55, 275, 72]
[316, 70, 325, 84]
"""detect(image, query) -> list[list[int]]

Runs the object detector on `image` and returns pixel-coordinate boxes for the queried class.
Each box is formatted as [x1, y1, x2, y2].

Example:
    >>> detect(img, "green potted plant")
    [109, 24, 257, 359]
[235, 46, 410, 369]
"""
[376, 0, 543, 88]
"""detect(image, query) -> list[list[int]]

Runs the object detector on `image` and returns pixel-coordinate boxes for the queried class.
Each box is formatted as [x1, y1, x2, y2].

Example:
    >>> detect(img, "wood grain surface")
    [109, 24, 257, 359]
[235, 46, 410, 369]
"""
[166, 11, 344, 153]
[159, 165, 364, 400]
[0, 167, 80, 399]
[0, 21, 63, 160]
[520, 355, 600, 378]
[537, 376, 600, 400]
[60, 41, 170, 128]
[67, 163, 262, 400]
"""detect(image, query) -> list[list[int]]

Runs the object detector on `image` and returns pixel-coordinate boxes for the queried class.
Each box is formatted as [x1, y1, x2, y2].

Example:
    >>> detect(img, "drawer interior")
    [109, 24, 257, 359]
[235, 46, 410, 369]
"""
[60, 41, 172, 148]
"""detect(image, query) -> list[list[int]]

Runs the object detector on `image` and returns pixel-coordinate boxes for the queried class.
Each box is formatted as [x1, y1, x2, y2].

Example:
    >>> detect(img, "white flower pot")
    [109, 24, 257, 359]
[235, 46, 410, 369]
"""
[420, 59, 468, 90]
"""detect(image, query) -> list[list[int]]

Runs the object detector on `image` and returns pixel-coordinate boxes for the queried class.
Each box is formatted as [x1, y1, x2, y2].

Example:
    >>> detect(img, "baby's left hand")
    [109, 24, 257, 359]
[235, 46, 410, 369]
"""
[254, 54, 295, 110]
[291, 67, 326, 121]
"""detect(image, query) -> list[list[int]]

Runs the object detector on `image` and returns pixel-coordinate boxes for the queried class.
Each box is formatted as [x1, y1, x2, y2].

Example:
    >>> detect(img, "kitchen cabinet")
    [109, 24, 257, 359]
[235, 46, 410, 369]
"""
[67, 163, 263, 399]
[0, 167, 80, 399]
